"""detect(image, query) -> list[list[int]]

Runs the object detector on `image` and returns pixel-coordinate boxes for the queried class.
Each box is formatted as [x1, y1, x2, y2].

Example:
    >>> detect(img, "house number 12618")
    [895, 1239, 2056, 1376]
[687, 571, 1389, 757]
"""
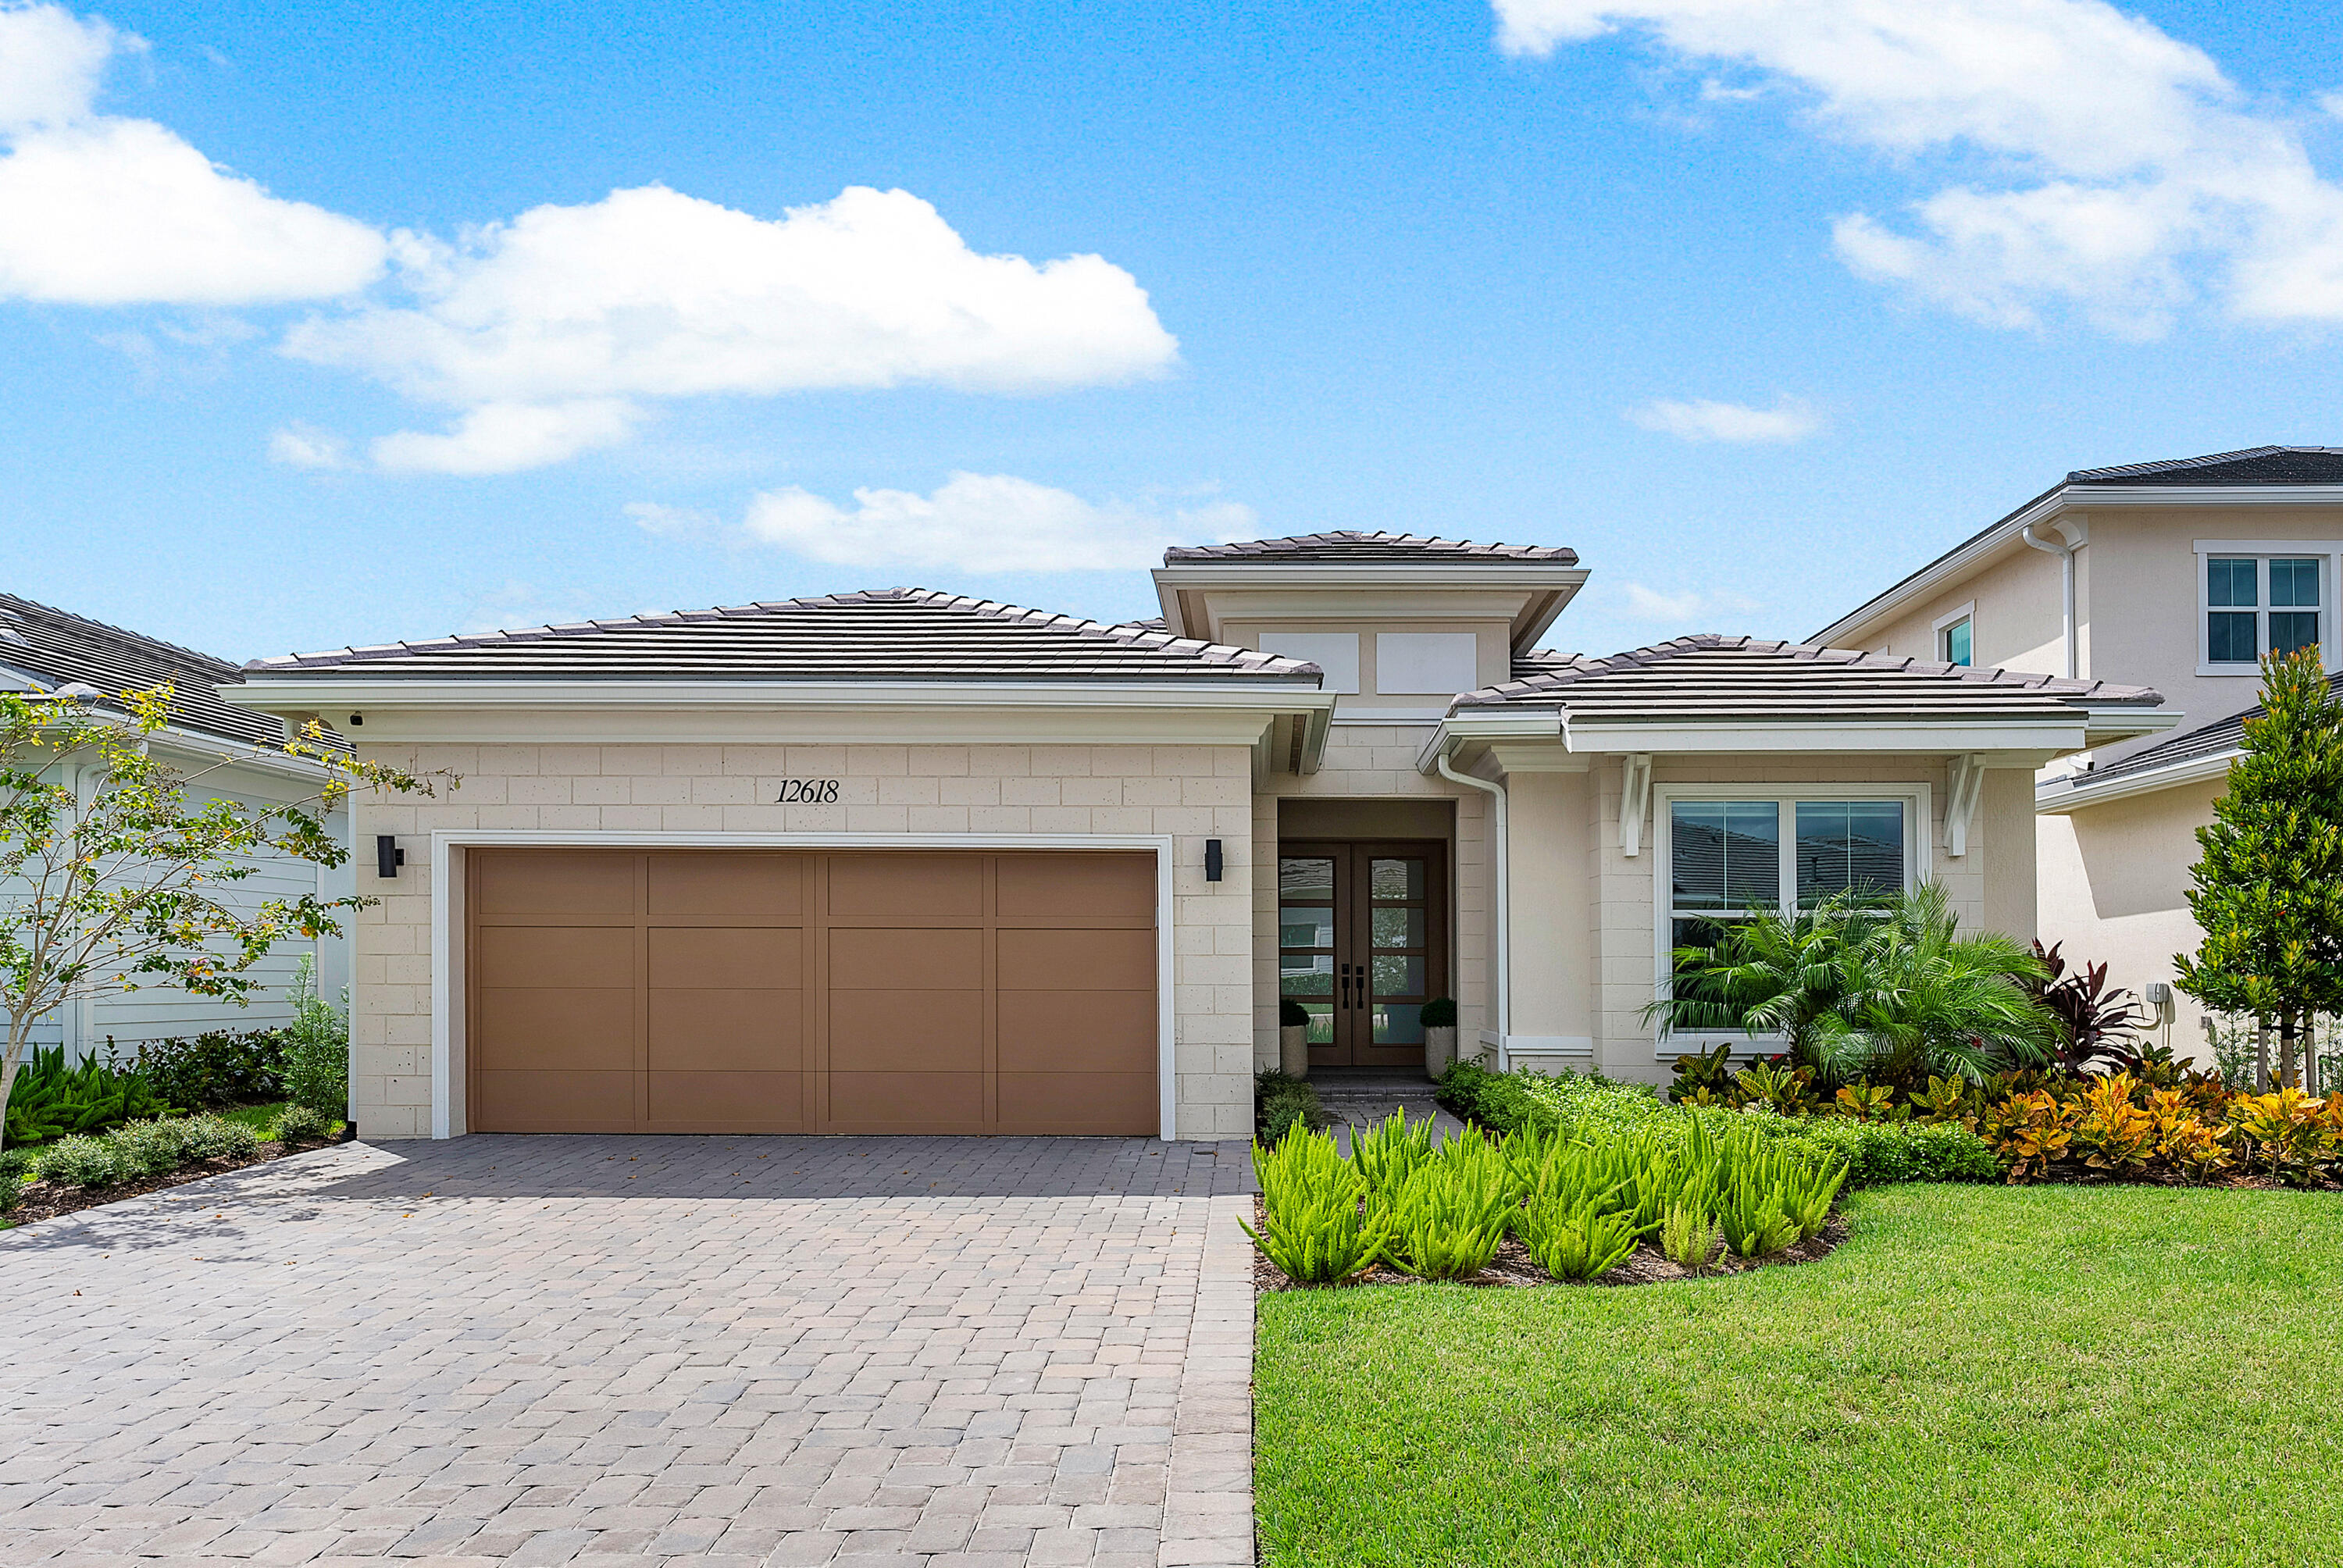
[775, 779, 840, 803]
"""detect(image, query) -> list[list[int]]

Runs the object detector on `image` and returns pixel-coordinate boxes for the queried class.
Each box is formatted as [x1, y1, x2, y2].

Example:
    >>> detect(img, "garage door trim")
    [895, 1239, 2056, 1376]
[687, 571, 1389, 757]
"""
[426, 831, 1179, 1140]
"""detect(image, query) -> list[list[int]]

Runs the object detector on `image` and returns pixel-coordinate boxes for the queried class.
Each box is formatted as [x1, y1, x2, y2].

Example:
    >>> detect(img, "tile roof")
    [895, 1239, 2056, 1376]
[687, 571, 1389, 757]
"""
[2068, 446, 2343, 486]
[1457, 635, 2162, 723]
[2057, 676, 2337, 789]
[0, 593, 287, 748]
[244, 588, 1325, 686]
[1162, 530, 1577, 565]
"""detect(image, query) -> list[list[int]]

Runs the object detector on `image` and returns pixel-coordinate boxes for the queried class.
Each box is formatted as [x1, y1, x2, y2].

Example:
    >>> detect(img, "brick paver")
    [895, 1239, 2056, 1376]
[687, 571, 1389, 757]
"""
[0, 1135, 1258, 1566]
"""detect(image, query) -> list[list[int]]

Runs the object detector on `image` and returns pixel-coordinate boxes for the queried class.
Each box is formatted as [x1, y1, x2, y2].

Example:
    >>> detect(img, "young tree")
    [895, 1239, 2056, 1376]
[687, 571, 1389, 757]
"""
[1, 685, 443, 1144]
[2175, 647, 2343, 1089]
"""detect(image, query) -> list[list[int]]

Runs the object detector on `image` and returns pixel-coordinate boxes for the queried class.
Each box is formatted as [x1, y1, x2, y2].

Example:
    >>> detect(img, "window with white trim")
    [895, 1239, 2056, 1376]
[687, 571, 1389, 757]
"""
[2204, 554, 2322, 666]
[1664, 795, 1912, 981]
[1938, 615, 1972, 667]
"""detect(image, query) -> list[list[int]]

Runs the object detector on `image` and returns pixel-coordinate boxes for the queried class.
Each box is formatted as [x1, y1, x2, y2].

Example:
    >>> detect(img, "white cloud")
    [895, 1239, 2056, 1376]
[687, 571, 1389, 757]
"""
[0, 4, 387, 305]
[1626, 393, 1820, 443]
[634, 472, 1254, 573]
[282, 184, 1180, 472]
[364, 399, 638, 476]
[1492, 0, 2343, 333]
[0, 6, 1177, 473]
[268, 422, 350, 469]
[1615, 583, 1761, 622]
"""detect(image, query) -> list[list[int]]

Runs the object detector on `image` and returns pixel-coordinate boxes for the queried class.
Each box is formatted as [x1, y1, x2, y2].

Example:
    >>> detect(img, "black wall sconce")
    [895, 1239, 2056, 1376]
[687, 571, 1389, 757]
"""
[1204, 839, 1223, 882]
[376, 835, 405, 878]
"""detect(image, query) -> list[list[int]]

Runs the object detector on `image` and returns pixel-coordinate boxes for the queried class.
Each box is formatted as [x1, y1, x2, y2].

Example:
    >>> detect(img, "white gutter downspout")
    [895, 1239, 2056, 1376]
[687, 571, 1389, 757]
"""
[2021, 520, 2080, 679]
[1435, 750, 1509, 1070]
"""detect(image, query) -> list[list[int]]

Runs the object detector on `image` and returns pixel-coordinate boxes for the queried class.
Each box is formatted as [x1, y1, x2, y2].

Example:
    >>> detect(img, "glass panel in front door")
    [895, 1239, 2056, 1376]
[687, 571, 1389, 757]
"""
[1368, 856, 1431, 1046]
[1278, 856, 1338, 1046]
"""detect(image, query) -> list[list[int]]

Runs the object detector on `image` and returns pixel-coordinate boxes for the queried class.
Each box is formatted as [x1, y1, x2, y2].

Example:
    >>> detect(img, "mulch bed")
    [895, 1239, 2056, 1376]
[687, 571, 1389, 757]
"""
[3, 1139, 338, 1229]
[1250, 1197, 1848, 1292]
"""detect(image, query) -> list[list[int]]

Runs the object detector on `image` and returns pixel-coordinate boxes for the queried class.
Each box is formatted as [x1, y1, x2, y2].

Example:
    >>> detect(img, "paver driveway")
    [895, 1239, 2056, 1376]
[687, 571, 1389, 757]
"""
[0, 1135, 1258, 1567]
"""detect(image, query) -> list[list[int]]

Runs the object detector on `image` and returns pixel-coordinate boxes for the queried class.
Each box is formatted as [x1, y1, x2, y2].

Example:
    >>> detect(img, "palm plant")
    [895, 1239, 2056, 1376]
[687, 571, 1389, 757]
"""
[1649, 883, 2056, 1085]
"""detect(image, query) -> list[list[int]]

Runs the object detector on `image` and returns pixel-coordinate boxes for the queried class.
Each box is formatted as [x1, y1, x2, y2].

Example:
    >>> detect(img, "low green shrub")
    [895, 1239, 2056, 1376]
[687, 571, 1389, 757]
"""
[1767, 1114, 2001, 1185]
[1255, 1070, 1327, 1144]
[40, 1134, 126, 1189]
[1438, 1059, 1674, 1141]
[134, 1029, 287, 1110]
[179, 1113, 263, 1160]
[1515, 1195, 1639, 1280]
[0, 1173, 18, 1213]
[1420, 996, 1458, 1029]
[280, 954, 350, 1119]
[107, 1118, 189, 1178]
[1278, 997, 1311, 1028]
[273, 1103, 334, 1146]
[0, 1146, 36, 1183]
[1245, 1127, 1389, 1285]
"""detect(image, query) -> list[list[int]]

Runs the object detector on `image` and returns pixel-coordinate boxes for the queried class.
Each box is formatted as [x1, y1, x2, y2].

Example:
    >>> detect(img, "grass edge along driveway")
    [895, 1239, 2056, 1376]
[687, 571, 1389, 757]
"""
[1255, 1184, 2343, 1568]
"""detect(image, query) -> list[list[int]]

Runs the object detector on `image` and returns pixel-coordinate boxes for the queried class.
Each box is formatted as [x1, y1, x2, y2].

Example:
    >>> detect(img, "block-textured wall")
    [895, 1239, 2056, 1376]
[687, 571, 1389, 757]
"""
[348, 740, 1257, 1139]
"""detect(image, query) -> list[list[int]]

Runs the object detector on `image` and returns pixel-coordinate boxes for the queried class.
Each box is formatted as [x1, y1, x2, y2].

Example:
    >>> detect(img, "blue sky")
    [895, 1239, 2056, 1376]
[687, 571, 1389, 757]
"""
[5, 0, 2343, 665]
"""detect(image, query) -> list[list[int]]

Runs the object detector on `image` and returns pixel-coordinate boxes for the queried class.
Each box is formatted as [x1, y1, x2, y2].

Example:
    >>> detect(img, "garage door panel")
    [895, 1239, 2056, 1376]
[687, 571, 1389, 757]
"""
[647, 989, 802, 1071]
[648, 1071, 804, 1129]
[474, 1069, 636, 1130]
[475, 989, 636, 1071]
[996, 853, 1154, 921]
[476, 925, 635, 989]
[997, 991, 1156, 1074]
[648, 926, 803, 988]
[647, 852, 802, 916]
[996, 1072, 1157, 1134]
[829, 927, 982, 989]
[826, 1071, 986, 1131]
[829, 853, 982, 917]
[474, 850, 638, 917]
[997, 928, 1154, 991]
[469, 848, 1159, 1136]
[829, 990, 983, 1071]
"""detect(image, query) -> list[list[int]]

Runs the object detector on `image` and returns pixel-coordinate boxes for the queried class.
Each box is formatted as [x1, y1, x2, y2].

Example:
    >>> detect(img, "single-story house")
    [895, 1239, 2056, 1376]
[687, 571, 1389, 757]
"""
[223, 533, 2175, 1140]
[3, 592, 351, 1058]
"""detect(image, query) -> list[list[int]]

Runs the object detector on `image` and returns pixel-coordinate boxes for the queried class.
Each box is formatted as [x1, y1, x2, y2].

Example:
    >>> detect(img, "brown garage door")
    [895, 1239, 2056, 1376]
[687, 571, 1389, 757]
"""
[465, 848, 1159, 1135]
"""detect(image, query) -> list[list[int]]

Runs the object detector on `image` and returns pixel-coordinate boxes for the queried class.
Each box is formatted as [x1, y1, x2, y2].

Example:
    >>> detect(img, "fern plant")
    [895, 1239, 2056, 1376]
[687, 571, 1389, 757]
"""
[1659, 1202, 1721, 1273]
[1379, 1157, 1512, 1280]
[1516, 1195, 1639, 1281]
[1245, 1128, 1388, 1285]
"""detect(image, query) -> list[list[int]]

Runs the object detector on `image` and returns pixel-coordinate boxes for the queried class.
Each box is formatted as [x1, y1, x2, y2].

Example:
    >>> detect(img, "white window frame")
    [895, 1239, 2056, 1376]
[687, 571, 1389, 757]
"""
[1932, 602, 1976, 667]
[2194, 541, 2343, 677]
[1649, 782, 1932, 1059]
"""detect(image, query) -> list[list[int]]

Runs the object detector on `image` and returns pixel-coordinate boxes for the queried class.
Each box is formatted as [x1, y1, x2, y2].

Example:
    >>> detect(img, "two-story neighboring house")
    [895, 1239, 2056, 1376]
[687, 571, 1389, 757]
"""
[1813, 447, 2343, 1061]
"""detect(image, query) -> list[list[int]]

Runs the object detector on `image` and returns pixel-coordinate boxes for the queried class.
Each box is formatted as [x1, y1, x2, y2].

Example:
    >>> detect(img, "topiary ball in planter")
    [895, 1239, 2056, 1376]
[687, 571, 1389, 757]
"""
[1278, 996, 1312, 1078]
[1420, 997, 1459, 1079]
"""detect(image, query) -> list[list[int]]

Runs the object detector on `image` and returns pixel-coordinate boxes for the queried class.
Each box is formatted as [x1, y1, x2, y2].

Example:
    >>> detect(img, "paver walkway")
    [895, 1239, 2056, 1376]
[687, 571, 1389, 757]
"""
[0, 1135, 1258, 1567]
[1311, 1077, 1468, 1153]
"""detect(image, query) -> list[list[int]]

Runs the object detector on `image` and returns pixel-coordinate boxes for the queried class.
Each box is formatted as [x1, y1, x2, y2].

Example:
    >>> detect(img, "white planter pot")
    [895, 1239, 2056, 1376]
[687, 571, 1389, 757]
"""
[1279, 1024, 1310, 1079]
[1424, 1025, 1458, 1079]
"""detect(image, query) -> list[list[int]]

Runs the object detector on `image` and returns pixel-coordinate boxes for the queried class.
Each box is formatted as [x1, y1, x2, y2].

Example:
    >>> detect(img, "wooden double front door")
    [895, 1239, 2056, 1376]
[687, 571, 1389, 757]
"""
[1277, 840, 1448, 1070]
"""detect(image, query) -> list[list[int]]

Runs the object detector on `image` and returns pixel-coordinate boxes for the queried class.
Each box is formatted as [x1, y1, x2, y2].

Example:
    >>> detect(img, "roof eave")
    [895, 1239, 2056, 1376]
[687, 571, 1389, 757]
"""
[222, 677, 1338, 716]
[2038, 747, 2234, 813]
[1150, 562, 1590, 647]
[1811, 482, 2343, 647]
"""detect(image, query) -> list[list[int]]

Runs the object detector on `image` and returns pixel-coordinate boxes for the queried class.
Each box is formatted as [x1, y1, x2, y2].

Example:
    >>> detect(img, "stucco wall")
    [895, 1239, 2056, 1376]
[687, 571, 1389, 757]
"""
[349, 740, 1258, 1139]
[2038, 777, 2224, 1066]
[1858, 539, 2067, 680]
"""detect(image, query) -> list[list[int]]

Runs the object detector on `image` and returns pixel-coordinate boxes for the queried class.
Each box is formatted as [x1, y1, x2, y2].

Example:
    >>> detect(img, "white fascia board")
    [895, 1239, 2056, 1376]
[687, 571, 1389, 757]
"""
[1812, 483, 2343, 646]
[2038, 749, 2234, 813]
[2079, 705, 2184, 744]
[1414, 711, 1565, 772]
[1560, 719, 2087, 754]
[1151, 563, 1587, 643]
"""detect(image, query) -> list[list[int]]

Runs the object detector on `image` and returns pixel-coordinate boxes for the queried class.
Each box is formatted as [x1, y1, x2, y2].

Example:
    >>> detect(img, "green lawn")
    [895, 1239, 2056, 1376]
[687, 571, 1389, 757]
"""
[1255, 1184, 2343, 1568]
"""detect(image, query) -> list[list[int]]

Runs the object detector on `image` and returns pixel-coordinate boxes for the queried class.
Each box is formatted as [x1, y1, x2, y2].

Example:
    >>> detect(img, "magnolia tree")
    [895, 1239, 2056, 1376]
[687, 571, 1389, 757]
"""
[2176, 648, 2343, 1091]
[0, 685, 443, 1145]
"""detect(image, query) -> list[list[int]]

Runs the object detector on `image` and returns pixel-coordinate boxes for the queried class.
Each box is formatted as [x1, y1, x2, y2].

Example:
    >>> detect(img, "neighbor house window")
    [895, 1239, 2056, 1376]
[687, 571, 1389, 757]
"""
[1938, 615, 1972, 667]
[2205, 554, 2322, 666]
[1664, 795, 1913, 979]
